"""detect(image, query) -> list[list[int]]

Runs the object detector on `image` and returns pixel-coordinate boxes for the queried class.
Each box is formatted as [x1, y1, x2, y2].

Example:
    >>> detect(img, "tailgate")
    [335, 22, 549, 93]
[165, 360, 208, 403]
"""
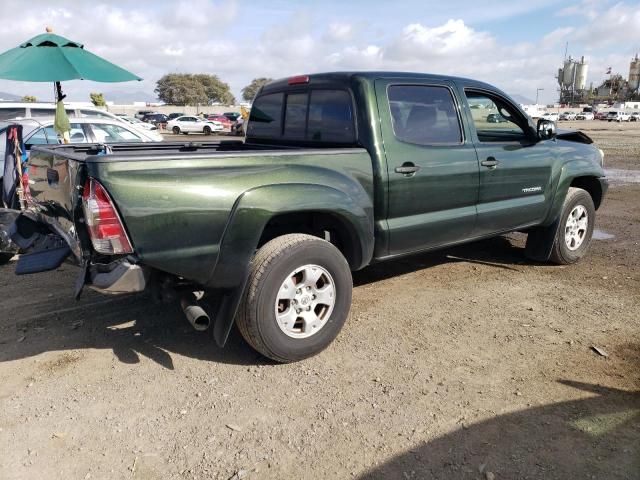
[7, 145, 88, 273]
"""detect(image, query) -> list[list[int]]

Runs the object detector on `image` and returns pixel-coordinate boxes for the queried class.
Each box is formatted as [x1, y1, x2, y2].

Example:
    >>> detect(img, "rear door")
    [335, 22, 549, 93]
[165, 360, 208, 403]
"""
[461, 88, 555, 236]
[179, 117, 197, 132]
[375, 79, 479, 256]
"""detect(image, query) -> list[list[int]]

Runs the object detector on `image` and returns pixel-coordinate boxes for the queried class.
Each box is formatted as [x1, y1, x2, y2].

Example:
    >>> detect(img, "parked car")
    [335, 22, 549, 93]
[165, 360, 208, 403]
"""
[576, 112, 595, 120]
[0, 116, 162, 174]
[135, 110, 157, 120]
[540, 112, 559, 122]
[0, 102, 124, 122]
[630, 112, 640, 121]
[486, 113, 508, 123]
[3, 72, 607, 363]
[118, 115, 158, 131]
[223, 112, 241, 122]
[141, 113, 169, 125]
[206, 114, 233, 131]
[595, 111, 608, 120]
[606, 111, 631, 122]
[166, 112, 184, 121]
[559, 112, 577, 120]
[167, 116, 224, 135]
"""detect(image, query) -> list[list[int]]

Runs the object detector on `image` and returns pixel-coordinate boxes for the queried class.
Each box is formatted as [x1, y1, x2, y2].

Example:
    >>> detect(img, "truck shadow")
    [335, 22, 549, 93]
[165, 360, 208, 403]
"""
[1, 235, 534, 369]
[359, 375, 640, 479]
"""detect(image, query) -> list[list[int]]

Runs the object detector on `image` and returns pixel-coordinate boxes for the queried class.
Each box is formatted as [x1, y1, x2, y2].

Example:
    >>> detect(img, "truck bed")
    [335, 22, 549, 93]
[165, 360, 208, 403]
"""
[23, 141, 373, 287]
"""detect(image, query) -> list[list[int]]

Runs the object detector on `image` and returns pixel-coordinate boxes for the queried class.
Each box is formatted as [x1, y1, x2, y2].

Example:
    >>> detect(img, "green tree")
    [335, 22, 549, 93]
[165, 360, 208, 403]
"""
[241, 78, 272, 102]
[155, 74, 235, 106]
[21, 95, 37, 102]
[89, 92, 106, 107]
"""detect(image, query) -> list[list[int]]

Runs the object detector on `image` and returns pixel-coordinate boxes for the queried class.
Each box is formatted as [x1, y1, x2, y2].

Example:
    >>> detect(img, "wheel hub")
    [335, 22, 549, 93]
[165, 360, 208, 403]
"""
[275, 264, 336, 339]
[564, 204, 588, 251]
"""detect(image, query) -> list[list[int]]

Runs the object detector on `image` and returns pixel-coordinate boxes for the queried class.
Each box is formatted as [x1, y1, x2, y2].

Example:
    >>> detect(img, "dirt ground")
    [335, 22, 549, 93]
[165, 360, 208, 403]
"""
[1, 121, 638, 480]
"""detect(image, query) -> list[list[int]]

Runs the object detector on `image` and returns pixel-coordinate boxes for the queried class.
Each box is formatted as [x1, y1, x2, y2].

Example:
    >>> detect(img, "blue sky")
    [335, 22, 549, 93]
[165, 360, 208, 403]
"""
[0, 0, 638, 104]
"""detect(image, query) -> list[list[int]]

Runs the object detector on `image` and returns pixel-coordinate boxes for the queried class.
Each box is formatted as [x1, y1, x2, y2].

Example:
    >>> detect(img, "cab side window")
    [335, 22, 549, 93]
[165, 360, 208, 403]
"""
[388, 85, 462, 145]
[465, 91, 529, 142]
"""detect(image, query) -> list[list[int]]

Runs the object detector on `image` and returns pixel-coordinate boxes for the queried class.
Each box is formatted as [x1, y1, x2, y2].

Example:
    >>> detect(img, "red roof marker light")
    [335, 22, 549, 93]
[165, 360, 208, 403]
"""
[288, 75, 310, 85]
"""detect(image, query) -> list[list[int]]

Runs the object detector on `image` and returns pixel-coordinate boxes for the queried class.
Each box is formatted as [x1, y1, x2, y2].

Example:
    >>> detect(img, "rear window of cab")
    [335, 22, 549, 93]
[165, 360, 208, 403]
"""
[247, 89, 355, 144]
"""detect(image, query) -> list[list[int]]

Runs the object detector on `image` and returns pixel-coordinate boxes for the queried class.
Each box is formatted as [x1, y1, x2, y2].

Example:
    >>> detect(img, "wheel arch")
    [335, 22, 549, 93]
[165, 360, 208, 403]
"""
[207, 183, 374, 347]
[570, 176, 604, 210]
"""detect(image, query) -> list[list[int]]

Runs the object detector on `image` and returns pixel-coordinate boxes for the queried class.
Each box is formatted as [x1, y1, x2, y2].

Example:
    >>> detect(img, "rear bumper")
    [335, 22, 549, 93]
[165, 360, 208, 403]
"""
[88, 258, 149, 294]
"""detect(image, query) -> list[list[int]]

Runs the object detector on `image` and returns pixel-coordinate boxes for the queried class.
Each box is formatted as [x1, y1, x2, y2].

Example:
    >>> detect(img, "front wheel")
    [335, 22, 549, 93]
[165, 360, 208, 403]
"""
[236, 234, 352, 362]
[549, 187, 596, 264]
[203, 126, 212, 135]
[172, 126, 180, 134]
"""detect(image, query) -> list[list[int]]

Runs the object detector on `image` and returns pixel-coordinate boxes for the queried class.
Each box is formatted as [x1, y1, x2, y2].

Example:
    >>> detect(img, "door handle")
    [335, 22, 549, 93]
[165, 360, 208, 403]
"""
[394, 163, 421, 176]
[481, 157, 499, 168]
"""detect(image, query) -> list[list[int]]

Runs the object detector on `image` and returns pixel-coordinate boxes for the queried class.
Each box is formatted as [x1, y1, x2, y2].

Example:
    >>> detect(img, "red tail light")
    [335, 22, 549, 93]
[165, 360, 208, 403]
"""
[81, 178, 133, 255]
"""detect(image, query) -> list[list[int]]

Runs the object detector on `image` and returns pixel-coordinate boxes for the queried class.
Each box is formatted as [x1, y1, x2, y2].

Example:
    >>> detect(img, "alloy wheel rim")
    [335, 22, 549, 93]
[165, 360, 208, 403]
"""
[274, 264, 336, 339]
[564, 205, 588, 251]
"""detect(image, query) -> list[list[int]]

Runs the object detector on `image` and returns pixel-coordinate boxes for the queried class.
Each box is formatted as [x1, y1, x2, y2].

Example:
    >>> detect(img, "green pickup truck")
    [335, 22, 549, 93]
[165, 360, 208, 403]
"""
[2, 72, 607, 362]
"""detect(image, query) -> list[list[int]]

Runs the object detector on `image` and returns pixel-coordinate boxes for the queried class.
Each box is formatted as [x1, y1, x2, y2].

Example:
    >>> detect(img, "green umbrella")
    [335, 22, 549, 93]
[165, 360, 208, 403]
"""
[0, 32, 141, 83]
[0, 28, 142, 142]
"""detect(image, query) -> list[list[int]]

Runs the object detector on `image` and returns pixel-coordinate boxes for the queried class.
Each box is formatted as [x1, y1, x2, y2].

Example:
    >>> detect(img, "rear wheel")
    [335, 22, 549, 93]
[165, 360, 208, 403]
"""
[236, 234, 352, 363]
[172, 126, 180, 134]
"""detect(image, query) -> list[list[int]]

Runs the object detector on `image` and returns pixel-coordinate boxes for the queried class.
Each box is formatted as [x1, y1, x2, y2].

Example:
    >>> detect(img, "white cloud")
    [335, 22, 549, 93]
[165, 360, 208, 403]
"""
[325, 22, 354, 42]
[572, 2, 640, 47]
[0, 0, 637, 105]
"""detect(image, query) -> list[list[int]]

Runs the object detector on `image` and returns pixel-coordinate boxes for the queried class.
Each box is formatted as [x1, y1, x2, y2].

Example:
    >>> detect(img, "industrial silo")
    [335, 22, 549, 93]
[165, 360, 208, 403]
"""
[563, 59, 575, 87]
[575, 58, 588, 90]
[629, 54, 640, 91]
[557, 68, 564, 86]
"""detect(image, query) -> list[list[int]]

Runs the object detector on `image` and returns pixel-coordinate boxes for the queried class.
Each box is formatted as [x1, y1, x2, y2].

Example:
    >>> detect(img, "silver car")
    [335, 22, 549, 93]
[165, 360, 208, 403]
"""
[1, 117, 163, 175]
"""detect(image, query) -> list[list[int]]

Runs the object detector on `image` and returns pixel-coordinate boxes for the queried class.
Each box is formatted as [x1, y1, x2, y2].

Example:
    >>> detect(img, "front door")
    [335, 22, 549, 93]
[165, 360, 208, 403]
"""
[375, 79, 480, 256]
[461, 89, 555, 236]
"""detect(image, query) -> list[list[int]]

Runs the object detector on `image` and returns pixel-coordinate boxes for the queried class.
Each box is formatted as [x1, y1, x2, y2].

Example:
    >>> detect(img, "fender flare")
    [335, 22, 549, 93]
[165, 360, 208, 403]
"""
[527, 161, 606, 262]
[209, 183, 374, 347]
[543, 161, 605, 226]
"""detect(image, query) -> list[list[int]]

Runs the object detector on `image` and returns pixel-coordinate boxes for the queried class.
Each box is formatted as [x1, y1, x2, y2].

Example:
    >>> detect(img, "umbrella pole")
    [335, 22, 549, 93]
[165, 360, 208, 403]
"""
[54, 81, 70, 144]
[55, 81, 66, 101]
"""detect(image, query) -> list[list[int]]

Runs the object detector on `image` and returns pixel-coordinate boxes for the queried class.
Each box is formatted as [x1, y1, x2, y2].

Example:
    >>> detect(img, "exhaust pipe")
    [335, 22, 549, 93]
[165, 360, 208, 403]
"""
[180, 292, 210, 331]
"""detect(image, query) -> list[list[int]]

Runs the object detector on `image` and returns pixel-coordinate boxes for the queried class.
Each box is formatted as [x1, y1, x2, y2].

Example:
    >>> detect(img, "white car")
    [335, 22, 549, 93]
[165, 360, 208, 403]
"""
[629, 112, 640, 122]
[576, 112, 595, 120]
[0, 117, 163, 175]
[606, 111, 631, 122]
[167, 116, 224, 135]
[540, 112, 559, 122]
[0, 102, 163, 140]
[559, 111, 577, 120]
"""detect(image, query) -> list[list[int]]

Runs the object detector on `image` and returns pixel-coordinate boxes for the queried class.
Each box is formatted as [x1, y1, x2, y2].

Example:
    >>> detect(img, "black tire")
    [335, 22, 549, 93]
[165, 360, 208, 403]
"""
[203, 126, 212, 135]
[549, 187, 596, 264]
[236, 234, 352, 363]
[0, 252, 13, 265]
[172, 126, 180, 134]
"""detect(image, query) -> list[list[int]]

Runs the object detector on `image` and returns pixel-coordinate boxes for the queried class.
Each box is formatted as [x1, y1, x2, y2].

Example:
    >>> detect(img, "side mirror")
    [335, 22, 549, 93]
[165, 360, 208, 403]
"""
[537, 119, 556, 141]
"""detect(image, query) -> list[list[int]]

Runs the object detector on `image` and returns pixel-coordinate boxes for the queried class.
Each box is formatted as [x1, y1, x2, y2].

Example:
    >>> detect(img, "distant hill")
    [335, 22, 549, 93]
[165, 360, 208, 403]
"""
[510, 94, 536, 105]
[101, 90, 158, 105]
[0, 91, 21, 101]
